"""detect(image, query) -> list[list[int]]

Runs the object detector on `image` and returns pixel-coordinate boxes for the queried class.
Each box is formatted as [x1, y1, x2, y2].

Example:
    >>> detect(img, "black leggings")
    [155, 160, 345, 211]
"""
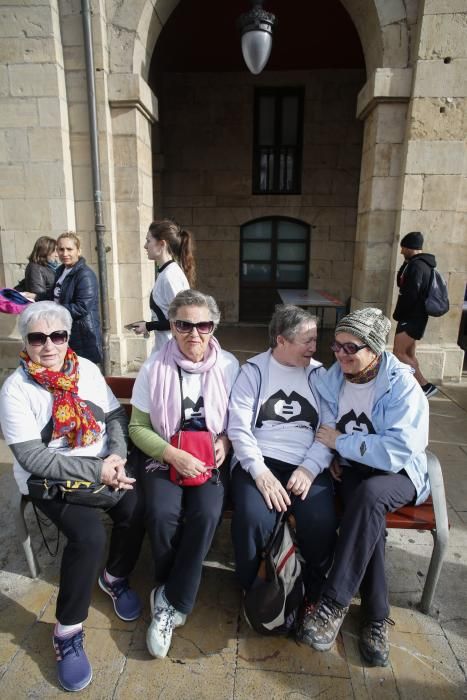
[33, 485, 145, 625]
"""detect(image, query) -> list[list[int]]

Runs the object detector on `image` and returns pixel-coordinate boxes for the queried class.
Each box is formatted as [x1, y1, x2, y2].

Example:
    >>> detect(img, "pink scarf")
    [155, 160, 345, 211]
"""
[148, 337, 229, 439]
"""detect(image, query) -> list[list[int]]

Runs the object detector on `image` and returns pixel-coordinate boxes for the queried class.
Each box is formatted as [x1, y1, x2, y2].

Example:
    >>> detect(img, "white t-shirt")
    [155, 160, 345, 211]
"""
[151, 261, 189, 352]
[131, 348, 239, 425]
[0, 358, 120, 494]
[253, 355, 320, 466]
[336, 379, 377, 465]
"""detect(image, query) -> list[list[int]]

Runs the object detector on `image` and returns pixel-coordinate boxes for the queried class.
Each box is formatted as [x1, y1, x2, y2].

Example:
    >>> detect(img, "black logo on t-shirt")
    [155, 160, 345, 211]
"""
[336, 409, 375, 436]
[256, 390, 318, 429]
[183, 396, 204, 420]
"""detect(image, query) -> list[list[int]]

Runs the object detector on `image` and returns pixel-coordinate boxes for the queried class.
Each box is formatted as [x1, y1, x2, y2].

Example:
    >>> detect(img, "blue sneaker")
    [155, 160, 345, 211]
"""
[98, 572, 142, 621]
[53, 630, 92, 692]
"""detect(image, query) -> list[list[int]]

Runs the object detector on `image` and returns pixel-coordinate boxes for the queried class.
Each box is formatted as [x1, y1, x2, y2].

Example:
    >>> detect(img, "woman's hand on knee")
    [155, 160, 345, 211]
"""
[163, 444, 207, 479]
[255, 469, 291, 512]
[287, 466, 314, 500]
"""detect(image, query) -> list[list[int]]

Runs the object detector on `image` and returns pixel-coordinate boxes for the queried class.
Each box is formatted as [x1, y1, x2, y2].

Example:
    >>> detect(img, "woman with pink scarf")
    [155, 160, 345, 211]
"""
[129, 289, 239, 659]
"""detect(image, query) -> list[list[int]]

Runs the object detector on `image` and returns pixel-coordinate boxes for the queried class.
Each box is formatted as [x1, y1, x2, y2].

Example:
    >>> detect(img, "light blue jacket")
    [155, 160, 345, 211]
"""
[315, 351, 430, 505]
[227, 350, 335, 479]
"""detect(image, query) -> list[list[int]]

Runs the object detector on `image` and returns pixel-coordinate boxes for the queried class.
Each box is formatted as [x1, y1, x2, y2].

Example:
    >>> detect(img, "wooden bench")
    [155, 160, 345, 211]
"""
[17, 376, 449, 615]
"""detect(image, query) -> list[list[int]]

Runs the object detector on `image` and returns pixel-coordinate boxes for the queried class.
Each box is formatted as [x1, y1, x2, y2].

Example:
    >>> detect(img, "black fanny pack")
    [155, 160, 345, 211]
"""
[26, 475, 126, 510]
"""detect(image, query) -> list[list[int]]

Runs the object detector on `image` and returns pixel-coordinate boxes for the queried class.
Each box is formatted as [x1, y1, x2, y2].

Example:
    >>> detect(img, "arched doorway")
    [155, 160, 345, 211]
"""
[147, 0, 365, 323]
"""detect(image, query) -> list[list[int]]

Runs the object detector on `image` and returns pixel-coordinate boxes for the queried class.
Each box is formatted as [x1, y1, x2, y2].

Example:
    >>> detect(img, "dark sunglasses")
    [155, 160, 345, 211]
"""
[331, 340, 368, 355]
[174, 320, 214, 335]
[26, 330, 69, 347]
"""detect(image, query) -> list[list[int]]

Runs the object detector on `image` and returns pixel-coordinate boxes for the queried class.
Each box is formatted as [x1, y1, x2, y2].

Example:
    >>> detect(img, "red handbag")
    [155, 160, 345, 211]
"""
[169, 430, 217, 486]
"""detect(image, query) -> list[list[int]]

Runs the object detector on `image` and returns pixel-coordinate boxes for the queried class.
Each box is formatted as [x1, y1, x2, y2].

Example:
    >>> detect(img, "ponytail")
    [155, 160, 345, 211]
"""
[179, 229, 196, 287]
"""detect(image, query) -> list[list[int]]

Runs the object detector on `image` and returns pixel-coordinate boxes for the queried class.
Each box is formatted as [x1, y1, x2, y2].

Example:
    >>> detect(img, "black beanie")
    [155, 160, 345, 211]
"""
[401, 231, 424, 250]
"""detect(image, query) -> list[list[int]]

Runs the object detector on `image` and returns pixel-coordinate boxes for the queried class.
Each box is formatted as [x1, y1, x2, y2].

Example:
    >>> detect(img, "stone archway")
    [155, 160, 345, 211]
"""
[105, 0, 464, 379]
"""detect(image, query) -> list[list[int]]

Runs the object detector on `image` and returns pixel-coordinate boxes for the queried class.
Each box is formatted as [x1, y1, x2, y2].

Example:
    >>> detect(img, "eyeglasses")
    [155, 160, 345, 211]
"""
[26, 331, 68, 347]
[174, 320, 214, 335]
[330, 340, 368, 355]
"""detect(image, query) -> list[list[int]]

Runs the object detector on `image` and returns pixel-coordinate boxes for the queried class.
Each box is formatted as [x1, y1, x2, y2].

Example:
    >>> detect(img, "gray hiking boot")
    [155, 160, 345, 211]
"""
[298, 596, 349, 651]
[359, 618, 394, 667]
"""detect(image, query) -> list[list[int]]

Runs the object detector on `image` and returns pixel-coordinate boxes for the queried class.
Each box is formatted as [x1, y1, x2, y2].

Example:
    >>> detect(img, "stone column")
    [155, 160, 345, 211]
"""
[0, 0, 75, 372]
[390, 0, 466, 382]
[109, 74, 158, 373]
[352, 68, 412, 310]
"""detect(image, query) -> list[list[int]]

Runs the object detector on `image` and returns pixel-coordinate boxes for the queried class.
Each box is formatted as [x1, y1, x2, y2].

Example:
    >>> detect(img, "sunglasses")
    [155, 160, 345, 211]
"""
[331, 340, 368, 355]
[26, 330, 69, 347]
[174, 320, 214, 334]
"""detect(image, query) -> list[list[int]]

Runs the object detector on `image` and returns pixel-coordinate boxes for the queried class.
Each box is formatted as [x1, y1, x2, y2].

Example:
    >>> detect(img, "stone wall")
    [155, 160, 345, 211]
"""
[158, 70, 365, 323]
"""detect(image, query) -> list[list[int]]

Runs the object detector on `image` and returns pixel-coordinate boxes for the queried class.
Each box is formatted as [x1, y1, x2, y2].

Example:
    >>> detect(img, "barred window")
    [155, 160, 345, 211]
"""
[253, 88, 304, 194]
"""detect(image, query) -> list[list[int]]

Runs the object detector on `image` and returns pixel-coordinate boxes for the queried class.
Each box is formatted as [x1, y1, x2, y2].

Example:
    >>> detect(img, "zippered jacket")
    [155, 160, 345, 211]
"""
[393, 253, 436, 322]
[227, 350, 334, 479]
[38, 257, 102, 363]
[315, 351, 430, 505]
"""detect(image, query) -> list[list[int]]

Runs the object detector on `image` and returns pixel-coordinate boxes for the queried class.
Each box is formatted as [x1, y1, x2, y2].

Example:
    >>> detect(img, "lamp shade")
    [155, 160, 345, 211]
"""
[238, 3, 276, 75]
[241, 29, 273, 75]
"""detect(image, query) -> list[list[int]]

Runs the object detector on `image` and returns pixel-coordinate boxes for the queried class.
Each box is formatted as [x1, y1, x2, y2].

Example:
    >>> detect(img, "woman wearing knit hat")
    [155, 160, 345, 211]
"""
[298, 307, 429, 667]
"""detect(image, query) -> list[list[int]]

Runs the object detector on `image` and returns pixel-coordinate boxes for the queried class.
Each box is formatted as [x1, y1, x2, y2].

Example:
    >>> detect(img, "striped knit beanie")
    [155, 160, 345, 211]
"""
[335, 307, 391, 355]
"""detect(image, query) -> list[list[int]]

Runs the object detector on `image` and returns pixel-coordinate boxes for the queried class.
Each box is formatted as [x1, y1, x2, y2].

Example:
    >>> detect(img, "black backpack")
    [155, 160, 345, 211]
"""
[243, 511, 304, 635]
[425, 267, 449, 317]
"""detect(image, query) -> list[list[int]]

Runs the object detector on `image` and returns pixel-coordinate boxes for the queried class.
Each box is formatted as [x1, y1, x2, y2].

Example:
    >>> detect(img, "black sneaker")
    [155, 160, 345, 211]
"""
[422, 383, 438, 399]
[298, 596, 349, 651]
[359, 618, 395, 667]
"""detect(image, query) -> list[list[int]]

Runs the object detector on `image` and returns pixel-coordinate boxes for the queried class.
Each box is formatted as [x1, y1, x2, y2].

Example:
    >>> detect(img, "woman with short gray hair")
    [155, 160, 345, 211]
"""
[0, 301, 144, 692]
[129, 289, 239, 659]
[228, 304, 337, 630]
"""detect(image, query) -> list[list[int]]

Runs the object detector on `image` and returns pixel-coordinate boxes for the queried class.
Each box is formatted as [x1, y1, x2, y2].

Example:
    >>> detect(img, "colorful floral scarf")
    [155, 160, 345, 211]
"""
[20, 347, 101, 448]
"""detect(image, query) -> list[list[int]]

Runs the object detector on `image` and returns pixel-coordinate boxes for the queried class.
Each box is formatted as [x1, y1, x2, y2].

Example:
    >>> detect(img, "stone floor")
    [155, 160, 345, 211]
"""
[0, 327, 466, 698]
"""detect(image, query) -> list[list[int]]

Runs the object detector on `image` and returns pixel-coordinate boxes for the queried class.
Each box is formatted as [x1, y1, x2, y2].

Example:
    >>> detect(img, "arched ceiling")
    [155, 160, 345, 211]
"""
[149, 0, 365, 88]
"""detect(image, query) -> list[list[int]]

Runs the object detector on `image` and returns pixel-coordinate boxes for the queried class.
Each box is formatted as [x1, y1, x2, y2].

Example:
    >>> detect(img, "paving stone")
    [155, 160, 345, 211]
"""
[389, 629, 466, 698]
[234, 668, 354, 700]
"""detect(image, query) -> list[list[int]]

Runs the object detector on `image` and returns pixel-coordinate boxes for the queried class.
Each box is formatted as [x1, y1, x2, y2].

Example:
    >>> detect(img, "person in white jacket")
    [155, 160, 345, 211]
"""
[298, 307, 429, 668]
[227, 305, 337, 616]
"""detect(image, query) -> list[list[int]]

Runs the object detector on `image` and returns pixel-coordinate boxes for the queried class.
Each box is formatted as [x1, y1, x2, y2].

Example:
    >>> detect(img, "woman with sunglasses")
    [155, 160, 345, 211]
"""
[130, 219, 195, 351]
[129, 289, 239, 659]
[0, 302, 145, 692]
[298, 307, 429, 668]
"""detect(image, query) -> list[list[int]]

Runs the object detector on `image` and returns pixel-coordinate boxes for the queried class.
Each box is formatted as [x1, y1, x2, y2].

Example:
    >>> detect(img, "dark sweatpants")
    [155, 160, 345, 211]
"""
[231, 459, 338, 603]
[142, 466, 226, 615]
[33, 485, 145, 625]
[324, 464, 416, 621]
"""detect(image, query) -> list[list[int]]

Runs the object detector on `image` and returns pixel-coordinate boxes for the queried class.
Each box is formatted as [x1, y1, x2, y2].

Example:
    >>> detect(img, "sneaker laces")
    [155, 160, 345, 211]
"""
[107, 577, 129, 599]
[315, 597, 347, 625]
[154, 601, 177, 640]
[54, 631, 85, 660]
[366, 617, 395, 641]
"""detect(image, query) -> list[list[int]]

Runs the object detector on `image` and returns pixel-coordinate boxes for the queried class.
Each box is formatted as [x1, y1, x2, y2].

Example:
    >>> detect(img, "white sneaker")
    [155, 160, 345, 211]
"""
[146, 586, 186, 658]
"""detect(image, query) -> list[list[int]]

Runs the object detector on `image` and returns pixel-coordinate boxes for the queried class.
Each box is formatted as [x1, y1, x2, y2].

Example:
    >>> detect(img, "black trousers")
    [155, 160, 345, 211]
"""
[142, 467, 226, 615]
[33, 485, 145, 625]
[231, 460, 338, 603]
[324, 465, 416, 620]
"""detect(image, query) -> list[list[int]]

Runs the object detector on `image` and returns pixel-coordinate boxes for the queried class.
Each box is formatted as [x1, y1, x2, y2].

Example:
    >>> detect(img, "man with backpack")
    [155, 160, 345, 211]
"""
[393, 231, 438, 398]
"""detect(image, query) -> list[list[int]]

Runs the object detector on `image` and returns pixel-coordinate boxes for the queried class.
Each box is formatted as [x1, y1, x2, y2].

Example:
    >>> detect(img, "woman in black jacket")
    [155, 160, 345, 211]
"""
[24, 236, 59, 295]
[31, 232, 103, 363]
